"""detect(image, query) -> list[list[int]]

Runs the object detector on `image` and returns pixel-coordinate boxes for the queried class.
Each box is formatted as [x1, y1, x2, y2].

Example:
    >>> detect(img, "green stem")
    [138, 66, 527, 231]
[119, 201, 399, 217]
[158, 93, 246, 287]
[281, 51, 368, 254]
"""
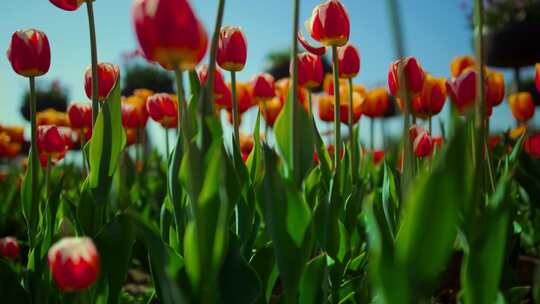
[332, 46, 341, 175]
[348, 78, 357, 182]
[230, 71, 240, 159]
[86, 0, 99, 125]
[370, 118, 375, 150]
[45, 156, 51, 198]
[347, 78, 354, 144]
[291, 0, 300, 183]
[28, 76, 39, 247]
[475, 0, 488, 194]
[80, 129, 87, 175]
[165, 128, 170, 161]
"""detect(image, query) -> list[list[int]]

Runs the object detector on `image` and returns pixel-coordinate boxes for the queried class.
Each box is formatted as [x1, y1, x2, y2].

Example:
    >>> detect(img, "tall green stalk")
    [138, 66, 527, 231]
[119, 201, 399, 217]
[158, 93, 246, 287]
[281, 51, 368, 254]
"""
[332, 46, 341, 175]
[86, 0, 99, 125]
[230, 71, 240, 158]
[348, 78, 357, 181]
[28, 76, 39, 247]
[291, 0, 300, 183]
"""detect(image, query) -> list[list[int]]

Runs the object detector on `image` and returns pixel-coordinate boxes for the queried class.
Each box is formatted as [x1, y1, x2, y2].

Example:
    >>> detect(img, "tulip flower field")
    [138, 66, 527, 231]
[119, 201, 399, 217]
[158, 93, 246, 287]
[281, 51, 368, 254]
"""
[3, 0, 540, 303]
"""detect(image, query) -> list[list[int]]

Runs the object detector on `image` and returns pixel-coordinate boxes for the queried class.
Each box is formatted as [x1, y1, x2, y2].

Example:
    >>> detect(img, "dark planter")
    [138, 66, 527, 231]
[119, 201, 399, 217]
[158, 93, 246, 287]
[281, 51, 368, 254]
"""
[484, 22, 540, 68]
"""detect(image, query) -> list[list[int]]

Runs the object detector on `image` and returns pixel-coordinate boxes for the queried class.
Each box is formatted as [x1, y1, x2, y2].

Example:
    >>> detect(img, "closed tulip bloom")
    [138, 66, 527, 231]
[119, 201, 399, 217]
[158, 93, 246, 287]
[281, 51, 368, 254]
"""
[7, 29, 51, 77]
[230, 82, 255, 114]
[411, 74, 446, 118]
[446, 69, 477, 114]
[132, 0, 207, 70]
[337, 43, 360, 79]
[198, 65, 229, 103]
[525, 133, 540, 158]
[68, 103, 93, 130]
[362, 88, 390, 118]
[339, 91, 363, 124]
[123, 95, 149, 128]
[296, 53, 324, 89]
[0, 237, 20, 258]
[306, 0, 350, 47]
[536, 64, 540, 93]
[48, 237, 100, 291]
[217, 26, 247, 72]
[84, 63, 120, 101]
[49, 0, 85, 11]
[318, 94, 335, 122]
[121, 104, 139, 129]
[0, 125, 25, 143]
[485, 69, 505, 107]
[37, 125, 68, 157]
[275, 78, 310, 111]
[260, 96, 283, 127]
[252, 73, 276, 101]
[450, 55, 476, 77]
[372, 150, 385, 166]
[409, 125, 432, 158]
[146, 93, 178, 128]
[509, 92, 535, 122]
[388, 57, 425, 98]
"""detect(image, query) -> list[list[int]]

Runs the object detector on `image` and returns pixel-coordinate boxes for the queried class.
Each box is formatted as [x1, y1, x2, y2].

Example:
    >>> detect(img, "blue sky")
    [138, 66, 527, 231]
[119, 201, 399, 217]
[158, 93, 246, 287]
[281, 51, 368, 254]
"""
[0, 0, 537, 147]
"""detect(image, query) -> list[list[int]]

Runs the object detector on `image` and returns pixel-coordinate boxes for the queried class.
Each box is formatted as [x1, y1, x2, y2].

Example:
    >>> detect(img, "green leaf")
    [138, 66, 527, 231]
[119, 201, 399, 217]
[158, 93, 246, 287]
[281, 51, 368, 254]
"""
[246, 111, 264, 185]
[21, 149, 42, 238]
[274, 90, 314, 186]
[219, 234, 262, 304]
[299, 254, 328, 304]
[503, 286, 530, 304]
[382, 162, 398, 239]
[285, 180, 312, 247]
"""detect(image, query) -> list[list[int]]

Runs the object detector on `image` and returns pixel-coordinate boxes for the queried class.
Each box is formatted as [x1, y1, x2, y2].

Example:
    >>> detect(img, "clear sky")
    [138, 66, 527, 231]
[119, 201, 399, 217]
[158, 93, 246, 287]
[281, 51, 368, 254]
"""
[0, 0, 537, 147]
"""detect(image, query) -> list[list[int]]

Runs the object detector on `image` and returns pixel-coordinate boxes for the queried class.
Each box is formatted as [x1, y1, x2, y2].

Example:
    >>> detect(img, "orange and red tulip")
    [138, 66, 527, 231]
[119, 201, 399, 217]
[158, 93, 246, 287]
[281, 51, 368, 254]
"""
[0, 237, 20, 259]
[48, 237, 100, 291]
[409, 125, 433, 158]
[337, 43, 360, 79]
[276, 78, 309, 111]
[68, 103, 93, 130]
[509, 92, 535, 122]
[7, 29, 51, 77]
[362, 88, 390, 118]
[485, 69, 505, 107]
[123, 95, 149, 128]
[446, 69, 477, 114]
[229, 82, 255, 114]
[388, 57, 425, 98]
[450, 55, 476, 77]
[296, 52, 324, 90]
[37, 109, 70, 127]
[84, 63, 120, 101]
[49, 0, 85, 11]
[0, 125, 25, 143]
[306, 0, 350, 47]
[132, 0, 207, 71]
[260, 96, 284, 127]
[252, 73, 276, 102]
[146, 93, 178, 128]
[317, 94, 335, 122]
[217, 26, 247, 72]
[198, 65, 230, 107]
[411, 74, 446, 118]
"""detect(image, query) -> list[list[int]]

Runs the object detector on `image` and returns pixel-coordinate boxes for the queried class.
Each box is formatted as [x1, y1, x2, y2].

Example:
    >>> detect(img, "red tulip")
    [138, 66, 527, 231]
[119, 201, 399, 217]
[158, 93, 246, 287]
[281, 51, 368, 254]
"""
[217, 26, 247, 72]
[146, 93, 178, 128]
[68, 103, 93, 130]
[48, 237, 100, 291]
[132, 0, 207, 70]
[37, 125, 68, 158]
[7, 29, 51, 77]
[446, 69, 477, 114]
[509, 92, 535, 122]
[306, 0, 350, 47]
[84, 63, 120, 101]
[525, 133, 540, 158]
[49, 0, 85, 11]
[337, 43, 360, 79]
[409, 125, 432, 158]
[362, 88, 390, 118]
[0, 237, 20, 258]
[252, 73, 276, 101]
[489, 135, 502, 150]
[372, 150, 385, 166]
[198, 65, 229, 107]
[121, 104, 139, 129]
[260, 96, 283, 127]
[123, 95, 149, 128]
[228, 82, 255, 114]
[450, 56, 476, 78]
[536, 63, 540, 93]
[388, 57, 425, 99]
[411, 74, 446, 118]
[296, 53, 324, 90]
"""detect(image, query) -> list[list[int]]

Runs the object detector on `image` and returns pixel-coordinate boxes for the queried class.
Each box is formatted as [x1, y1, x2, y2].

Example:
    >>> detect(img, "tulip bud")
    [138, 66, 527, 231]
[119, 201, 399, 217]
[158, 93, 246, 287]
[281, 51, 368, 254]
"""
[68, 103, 93, 130]
[339, 92, 363, 124]
[217, 26, 247, 72]
[536, 63, 540, 93]
[252, 73, 276, 101]
[37, 125, 68, 157]
[446, 69, 477, 114]
[372, 150, 385, 166]
[146, 93, 178, 128]
[318, 94, 335, 122]
[84, 63, 120, 101]
[260, 97, 283, 127]
[450, 56, 476, 77]
[198, 65, 229, 105]
[411, 74, 446, 118]
[409, 125, 433, 158]
[121, 104, 138, 129]
[509, 92, 535, 122]
[485, 69, 505, 107]
[239, 133, 254, 157]
[7, 29, 51, 77]
[0, 237, 20, 258]
[132, 0, 207, 70]
[48, 237, 99, 291]
[228, 82, 255, 114]
[295, 53, 324, 90]
[306, 0, 350, 47]
[388, 57, 425, 99]
[49, 0, 85, 11]
[362, 88, 390, 118]
[123, 95, 149, 128]
[337, 43, 360, 79]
